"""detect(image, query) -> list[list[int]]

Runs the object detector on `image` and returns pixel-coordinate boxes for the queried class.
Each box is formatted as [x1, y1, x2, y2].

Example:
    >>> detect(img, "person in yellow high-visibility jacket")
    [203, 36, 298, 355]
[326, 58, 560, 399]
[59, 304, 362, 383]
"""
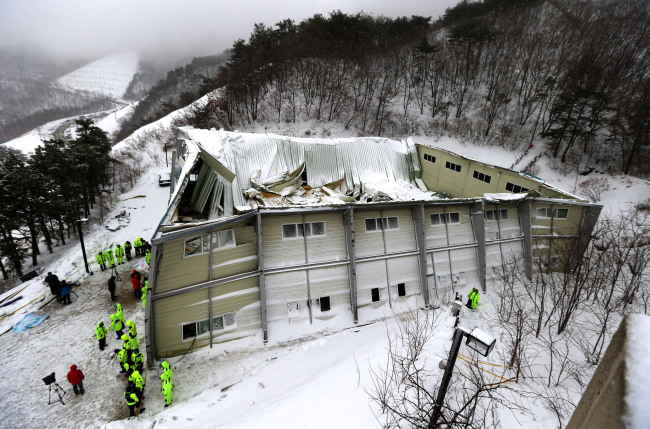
[466, 288, 480, 310]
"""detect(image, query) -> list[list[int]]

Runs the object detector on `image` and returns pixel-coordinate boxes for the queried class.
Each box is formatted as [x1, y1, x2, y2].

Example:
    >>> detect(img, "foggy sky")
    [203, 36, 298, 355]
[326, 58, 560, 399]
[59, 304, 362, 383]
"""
[0, 0, 459, 62]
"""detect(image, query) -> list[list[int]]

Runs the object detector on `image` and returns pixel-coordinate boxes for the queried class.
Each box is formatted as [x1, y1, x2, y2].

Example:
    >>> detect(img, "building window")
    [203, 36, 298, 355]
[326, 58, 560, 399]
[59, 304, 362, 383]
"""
[505, 182, 530, 193]
[484, 209, 508, 220]
[445, 161, 462, 172]
[185, 230, 235, 257]
[319, 296, 331, 312]
[182, 323, 197, 340]
[536, 208, 568, 219]
[397, 283, 406, 297]
[424, 153, 436, 164]
[371, 288, 380, 302]
[213, 312, 236, 331]
[182, 313, 236, 341]
[430, 212, 460, 226]
[282, 222, 326, 239]
[472, 170, 492, 184]
[184, 234, 210, 257]
[211, 229, 236, 251]
[365, 216, 399, 232]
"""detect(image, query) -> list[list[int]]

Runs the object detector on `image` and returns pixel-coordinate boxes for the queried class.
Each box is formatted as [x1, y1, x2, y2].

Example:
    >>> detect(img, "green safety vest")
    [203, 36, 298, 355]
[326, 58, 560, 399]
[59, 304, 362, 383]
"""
[96, 323, 106, 340]
[141, 285, 147, 307]
[110, 317, 123, 332]
[115, 245, 124, 256]
[125, 391, 138, 405]
[96, 254, 104, 264]
[468, 290, 480, 309]
[145, 250, 151, 264]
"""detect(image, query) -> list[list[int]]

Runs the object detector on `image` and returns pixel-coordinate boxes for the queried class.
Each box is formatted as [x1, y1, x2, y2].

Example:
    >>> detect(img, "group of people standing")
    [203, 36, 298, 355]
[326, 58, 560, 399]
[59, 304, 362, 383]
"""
[96, 238, 151, 272]
[96, 300, 172, 416]
[44, 272, 73, 305]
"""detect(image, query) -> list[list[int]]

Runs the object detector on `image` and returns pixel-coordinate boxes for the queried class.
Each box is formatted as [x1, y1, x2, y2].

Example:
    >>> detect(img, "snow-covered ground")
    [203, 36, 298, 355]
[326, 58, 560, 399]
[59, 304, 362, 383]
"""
[56, 53, 139, 99]
[0, 114, 648, 428]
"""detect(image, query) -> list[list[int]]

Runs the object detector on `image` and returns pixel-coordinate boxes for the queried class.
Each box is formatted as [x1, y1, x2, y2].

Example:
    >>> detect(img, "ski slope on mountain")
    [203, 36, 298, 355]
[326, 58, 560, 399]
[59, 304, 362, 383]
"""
[56, 53, 139, 99]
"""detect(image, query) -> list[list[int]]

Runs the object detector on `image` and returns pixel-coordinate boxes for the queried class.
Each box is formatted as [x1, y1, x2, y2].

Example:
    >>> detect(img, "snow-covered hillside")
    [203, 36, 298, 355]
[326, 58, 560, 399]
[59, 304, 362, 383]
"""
[1, 90, 649, 427]
[56, 53, 139, 99]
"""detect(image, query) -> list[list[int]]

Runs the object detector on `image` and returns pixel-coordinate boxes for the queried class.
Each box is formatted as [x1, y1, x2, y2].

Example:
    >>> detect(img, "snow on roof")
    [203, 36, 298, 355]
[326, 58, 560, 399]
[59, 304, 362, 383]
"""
[177, 127, 431, 208]
[484, 193, 528, 202]
[624, 314, 650, 428]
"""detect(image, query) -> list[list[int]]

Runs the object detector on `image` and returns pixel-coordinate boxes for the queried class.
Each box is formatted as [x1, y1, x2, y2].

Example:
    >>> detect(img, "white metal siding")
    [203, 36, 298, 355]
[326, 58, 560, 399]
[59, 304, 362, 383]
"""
[354, 210, 385, 257]
[383, 209, 417, 253]
[305, 213, 347, 263]
[387, 256, 421, 299]
[262, 214, 306, 268]
[265, 271, 308, 322]
[450, 247, 480, 288]
[447, 207, 475, 245]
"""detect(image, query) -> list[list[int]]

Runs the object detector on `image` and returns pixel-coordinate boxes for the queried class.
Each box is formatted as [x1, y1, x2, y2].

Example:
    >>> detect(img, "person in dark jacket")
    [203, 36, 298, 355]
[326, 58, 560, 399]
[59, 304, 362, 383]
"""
[44, 272, 62, 303]
[108, 275, 117, 301]
[124, 240, 133, 261]
[61, 280, 72, 305]
[67, 365, 85, 395]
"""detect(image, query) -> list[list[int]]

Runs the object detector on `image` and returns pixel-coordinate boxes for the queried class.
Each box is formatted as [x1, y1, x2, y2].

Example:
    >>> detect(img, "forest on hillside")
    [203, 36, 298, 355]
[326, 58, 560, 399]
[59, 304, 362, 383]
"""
[182, 0, 649, 176]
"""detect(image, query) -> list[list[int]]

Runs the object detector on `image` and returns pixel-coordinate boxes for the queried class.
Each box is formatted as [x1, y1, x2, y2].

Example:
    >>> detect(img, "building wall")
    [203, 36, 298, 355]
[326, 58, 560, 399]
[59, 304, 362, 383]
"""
[150, 200, 596, 358]
[418, 145, 579, 200]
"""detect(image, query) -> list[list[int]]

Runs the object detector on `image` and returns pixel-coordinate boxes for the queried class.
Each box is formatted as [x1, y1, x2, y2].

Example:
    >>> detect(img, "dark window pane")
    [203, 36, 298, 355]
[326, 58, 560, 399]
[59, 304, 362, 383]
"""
[365, 218, 376, 231]
[312, 222, 325, 236]
[182, 323, 197, 340]
[387, 217, 399, 229]
[320, 296, 331, 312]
[282, 224, 297, 238]
[371, 288, 380, 302]
[397, 283, 406, 297]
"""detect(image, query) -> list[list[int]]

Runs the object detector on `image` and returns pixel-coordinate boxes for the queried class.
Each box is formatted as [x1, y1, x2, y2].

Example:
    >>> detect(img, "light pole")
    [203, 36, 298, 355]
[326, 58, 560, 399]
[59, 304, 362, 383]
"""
[77, 218, 92, 275]
[429, 327, 496, 428]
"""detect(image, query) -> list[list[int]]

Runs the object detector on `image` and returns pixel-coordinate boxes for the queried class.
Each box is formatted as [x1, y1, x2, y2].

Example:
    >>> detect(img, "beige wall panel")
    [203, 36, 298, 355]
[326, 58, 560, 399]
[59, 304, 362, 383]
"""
[305, 213, 347, 263]
[157, 239, 209, 293]
[419, 147, 441, 191]
[499, 206, 522, 238]
[424, 207, 448, 247]
[354, 210, 385, 257]
[531, 203, 582, 236]
[235, 225, 257, 244]
[210, 242, 258, 279]
[262, 214, 306, 268]
[434, 152, 471, 197]
[384, 209, 417, 252]
[155, 289, 209, 356]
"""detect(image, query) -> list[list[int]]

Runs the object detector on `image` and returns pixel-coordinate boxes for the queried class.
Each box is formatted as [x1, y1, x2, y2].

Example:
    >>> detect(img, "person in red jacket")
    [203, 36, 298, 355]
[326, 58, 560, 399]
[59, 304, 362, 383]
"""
[67, 365, 85, 395]
[131, 270, 141, 299]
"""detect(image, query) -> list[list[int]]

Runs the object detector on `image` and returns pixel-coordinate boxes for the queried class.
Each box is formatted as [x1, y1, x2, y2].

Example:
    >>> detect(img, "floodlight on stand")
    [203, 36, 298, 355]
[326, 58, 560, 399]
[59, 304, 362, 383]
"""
[465, 327, 496, 357]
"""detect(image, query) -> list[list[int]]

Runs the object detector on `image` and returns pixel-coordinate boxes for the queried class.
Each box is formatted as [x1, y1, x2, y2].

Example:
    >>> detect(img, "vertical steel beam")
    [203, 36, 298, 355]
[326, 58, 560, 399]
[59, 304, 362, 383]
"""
[343, 207, 358, 323]
[412, 204, 430, 306]
[255, 212, 268, 342]
[518, 199, 533, 280]
[208, 229, 214, 348]
[302, 214, 313, 324]
[470, 201, 487, 292]
[568, 205, 602, 271]
[144, 243, 160, 367]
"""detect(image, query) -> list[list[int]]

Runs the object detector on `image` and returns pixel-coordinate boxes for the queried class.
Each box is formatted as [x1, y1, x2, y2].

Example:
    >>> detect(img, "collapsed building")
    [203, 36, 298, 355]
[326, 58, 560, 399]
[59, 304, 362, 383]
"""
[144, 127, 602, 361]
